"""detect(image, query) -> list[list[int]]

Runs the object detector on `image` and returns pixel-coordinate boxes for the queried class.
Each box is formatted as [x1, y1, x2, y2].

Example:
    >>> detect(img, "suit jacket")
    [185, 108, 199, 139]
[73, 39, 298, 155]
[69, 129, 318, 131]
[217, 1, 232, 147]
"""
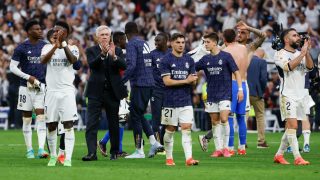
[247, 55, 267, 98]
[85, 45, 127, 100]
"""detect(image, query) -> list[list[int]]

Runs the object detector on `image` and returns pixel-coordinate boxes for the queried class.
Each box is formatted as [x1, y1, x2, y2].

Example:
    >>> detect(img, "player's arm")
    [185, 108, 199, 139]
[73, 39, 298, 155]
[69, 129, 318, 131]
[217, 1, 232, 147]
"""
[162, 74, 197, 87]
[41, 44, 58, 64]
[233, 70, 244, 102]
[195, 57, 205, 71]
[122, 42, 137, 84]
[63, 43, 77, 64]
[73, 60, 82, 70]
[237, 21, 266, 55]
[275, 49, 304, 72]
[305, 39, 314, 70]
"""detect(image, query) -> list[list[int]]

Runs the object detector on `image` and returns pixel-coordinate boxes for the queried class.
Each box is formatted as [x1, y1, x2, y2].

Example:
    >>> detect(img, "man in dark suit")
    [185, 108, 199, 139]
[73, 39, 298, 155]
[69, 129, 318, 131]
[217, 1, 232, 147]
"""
[247, 49, 268, 148]
[82, 25, 127, 161]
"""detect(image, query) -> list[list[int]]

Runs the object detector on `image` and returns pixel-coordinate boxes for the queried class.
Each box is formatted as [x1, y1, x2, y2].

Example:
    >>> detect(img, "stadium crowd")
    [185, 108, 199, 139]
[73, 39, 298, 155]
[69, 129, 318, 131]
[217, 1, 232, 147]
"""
[0, 0, 320, 131]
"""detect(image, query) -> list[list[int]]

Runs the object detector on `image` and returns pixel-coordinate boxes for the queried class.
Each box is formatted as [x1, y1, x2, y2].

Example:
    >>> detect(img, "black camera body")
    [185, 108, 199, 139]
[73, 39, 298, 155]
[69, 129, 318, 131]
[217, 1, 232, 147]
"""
[271, 23, 284, 51]
[299, 32, 309, 47]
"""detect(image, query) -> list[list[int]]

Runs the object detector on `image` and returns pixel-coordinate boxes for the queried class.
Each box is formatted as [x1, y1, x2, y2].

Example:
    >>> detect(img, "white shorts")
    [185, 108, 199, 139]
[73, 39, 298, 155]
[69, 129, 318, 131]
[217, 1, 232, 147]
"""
[245, 81, 250, 111]
[17, 85, 45, 111]
[205, 100, 231, 113]
[45, 90, 78, 123]
[161, 106, 194, 126]
[304, 95, 315, 115]
[280, 96, 307, 121]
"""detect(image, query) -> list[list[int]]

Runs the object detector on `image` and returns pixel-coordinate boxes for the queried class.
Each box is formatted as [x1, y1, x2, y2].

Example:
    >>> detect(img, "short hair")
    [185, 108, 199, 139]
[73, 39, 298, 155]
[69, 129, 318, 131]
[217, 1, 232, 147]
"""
[112, 31, 125, 44]
[223, 29, 236, 43]
[280, 28, 296, 43]
[156, 32, 169, 42]
[24, 20, 40, 32]
[170, 33, 185, 42]
[125, 22, 138, 35]
[55, 21, 70, 35]
[46, 29, 54, 42]
[95, 25, 112, 37]
[203, 32, 219, 44]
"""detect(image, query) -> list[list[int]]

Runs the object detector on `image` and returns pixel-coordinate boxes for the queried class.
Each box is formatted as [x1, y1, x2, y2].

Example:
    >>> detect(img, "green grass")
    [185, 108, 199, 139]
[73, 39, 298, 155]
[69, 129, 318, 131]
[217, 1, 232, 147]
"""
[0, 130, 319, 180]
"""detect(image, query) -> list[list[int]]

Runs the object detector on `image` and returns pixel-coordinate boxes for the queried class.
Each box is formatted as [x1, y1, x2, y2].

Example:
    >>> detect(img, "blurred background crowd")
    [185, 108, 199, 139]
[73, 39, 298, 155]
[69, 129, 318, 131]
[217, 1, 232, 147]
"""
[0, 0, 319, 131]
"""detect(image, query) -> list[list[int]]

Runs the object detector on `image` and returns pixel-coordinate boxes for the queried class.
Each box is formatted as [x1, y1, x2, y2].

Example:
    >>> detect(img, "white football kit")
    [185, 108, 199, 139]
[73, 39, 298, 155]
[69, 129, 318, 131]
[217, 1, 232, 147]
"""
[275, 49, 312, 121]
[41, 44, 79, 123]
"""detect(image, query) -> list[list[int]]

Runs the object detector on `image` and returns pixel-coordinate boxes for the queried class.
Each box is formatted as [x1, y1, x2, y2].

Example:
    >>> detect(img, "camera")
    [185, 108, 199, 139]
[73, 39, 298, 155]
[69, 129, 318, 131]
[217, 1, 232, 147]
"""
[298, 32, 309, 47]
[271, 23, 284, 51]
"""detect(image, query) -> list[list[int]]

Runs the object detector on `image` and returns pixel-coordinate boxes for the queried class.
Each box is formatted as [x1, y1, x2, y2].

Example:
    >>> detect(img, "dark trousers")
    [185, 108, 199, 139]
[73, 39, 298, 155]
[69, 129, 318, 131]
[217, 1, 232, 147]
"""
[85, 89, 120, 155]
[130, 86, 154, 148]
[151, 88, 164, 144]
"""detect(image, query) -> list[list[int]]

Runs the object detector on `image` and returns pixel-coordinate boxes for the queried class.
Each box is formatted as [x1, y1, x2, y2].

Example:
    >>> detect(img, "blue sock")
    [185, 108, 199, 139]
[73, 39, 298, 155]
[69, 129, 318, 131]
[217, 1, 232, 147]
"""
[236, 114, 247, 145]
[228, 115, 234, 147]
[119, 127, 124, 152]
[101, 131, 110, 145]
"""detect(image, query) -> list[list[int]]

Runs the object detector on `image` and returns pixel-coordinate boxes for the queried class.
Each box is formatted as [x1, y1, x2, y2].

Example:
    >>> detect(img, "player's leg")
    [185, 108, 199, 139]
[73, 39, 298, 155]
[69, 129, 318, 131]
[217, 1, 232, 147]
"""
[126, 87, 150, 158]
[164, 125, 176, 166]
[302, 117, 311, 153]
[219, 100, 231, 157]
[47, 122, 58, 166]
[34, 109, 48, 158]
[57, 133, 65, 164]
[209, 112, 223, 157]
[180, 106, 199, 166]
[62, 121, 75, 166]
[98, 130, 109, 157]
[228, 80, 238, 153]
[34, 87, 48, 158]
[18, 86, 34, 158]
[61, 91, 78, 166]
[198, 113, 212, 152]
[151, 88, 162, 143]
[236, 82, 247, 155]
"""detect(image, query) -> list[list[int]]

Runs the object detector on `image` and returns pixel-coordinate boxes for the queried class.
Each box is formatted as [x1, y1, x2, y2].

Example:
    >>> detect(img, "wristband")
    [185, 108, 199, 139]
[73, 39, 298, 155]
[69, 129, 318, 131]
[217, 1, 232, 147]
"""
[62, 41, 67, 48]
[238, 88, 243, 91]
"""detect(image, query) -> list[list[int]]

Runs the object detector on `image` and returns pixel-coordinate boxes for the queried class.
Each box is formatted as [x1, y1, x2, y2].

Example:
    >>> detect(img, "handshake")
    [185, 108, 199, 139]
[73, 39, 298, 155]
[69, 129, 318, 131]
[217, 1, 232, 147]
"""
[27, 79, 42, 91]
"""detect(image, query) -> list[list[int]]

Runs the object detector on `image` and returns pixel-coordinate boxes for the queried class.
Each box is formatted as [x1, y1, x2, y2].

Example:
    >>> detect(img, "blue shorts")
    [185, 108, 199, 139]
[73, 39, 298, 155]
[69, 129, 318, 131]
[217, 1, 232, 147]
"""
[231, 80, 247, 115]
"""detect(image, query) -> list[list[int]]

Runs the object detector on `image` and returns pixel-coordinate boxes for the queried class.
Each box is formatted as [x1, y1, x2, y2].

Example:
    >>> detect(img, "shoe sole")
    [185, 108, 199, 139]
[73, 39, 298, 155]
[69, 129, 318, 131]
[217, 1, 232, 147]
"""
[97, 142, 108, 157]
[198, 136, 207, 152]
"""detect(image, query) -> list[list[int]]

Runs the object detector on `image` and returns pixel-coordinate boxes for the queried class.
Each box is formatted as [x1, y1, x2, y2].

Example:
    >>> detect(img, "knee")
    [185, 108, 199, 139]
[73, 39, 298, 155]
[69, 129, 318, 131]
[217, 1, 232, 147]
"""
[47, 122, 58, 132]
[180, 124, 192, 130]
[166, 125, 176, 132]
[63, 121, 74, 129]
[36, 114, 45, 122]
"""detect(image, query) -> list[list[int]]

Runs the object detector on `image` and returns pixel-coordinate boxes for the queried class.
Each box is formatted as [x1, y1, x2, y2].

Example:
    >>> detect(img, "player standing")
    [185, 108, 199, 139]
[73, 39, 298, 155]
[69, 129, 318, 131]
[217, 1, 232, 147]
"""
[196, 33, 243, 157]
[273, 28, 312, 165]
[41, 21, 79, 167]
[160, 33, 199, 166]
[10, 20, 48, 159]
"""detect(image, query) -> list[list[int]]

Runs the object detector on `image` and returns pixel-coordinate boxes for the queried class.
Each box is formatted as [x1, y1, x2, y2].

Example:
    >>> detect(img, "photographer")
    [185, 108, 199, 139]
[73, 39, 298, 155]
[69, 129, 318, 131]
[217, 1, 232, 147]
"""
[273, 28, 313, 165]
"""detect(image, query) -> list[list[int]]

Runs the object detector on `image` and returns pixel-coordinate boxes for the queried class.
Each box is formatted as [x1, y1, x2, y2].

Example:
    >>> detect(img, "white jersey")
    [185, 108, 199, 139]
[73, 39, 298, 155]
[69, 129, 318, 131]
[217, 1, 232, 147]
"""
[274, 49, 309, 100]
[41, 44, 79, 91]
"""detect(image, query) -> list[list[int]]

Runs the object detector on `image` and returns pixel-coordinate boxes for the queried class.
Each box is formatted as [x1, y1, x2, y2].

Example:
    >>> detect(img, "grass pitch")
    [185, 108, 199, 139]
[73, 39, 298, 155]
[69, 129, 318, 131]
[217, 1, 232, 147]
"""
[0, 130, 319, 180]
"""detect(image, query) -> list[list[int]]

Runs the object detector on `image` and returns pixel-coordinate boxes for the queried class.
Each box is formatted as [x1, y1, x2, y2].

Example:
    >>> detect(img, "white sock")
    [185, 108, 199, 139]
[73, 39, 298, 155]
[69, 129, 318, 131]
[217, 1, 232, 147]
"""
[149, 135, 157, 145]
[276, 133, 288, 156]
[64, 128, 75, 161]
[137, 139, 144, 154]
[221, 122, 230, 149]
[22, 117, 33, 151]
[212, 124, 221, 151]
[47, 129, 57, 157]
[302, 130, 311, 146]
[58, 148, 65, 156]
[238, 144, 245, 150]
[36, 115, 47, 150]
[164, 130, 174, 159]
[286, 129, 301, 159]
[181, 129, 192, 160]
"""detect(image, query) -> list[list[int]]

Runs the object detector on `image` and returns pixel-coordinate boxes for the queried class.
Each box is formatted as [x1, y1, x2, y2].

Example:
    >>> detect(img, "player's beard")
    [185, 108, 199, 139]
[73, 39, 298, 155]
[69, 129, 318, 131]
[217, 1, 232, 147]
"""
[290, 41, 299, 49]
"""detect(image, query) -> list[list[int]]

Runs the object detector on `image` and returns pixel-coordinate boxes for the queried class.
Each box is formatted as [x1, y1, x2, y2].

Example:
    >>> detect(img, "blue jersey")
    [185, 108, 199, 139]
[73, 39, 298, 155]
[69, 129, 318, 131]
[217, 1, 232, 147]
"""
[122, 36, 154, 87]
[160, 53, 195, 107]
[151, 48, 171, 89]
[11, 40, 47, 86]
[196, 51, 238, 102]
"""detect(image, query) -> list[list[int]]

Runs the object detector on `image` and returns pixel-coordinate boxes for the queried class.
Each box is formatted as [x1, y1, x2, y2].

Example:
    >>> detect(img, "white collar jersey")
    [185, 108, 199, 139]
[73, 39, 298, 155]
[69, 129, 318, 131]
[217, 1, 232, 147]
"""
[41, 44, 79, 91]
[274, 49, 309, 100]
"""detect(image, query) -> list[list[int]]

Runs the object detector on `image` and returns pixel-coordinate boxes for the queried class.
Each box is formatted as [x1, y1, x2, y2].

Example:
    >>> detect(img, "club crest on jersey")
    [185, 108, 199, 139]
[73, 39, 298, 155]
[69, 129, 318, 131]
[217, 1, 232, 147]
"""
[171, 64, 176, 67]
[185, 62, 189, 68]
[218, 59, 222, 65]
[27, 51, 31, 54]
[207, 62, 210, 65]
